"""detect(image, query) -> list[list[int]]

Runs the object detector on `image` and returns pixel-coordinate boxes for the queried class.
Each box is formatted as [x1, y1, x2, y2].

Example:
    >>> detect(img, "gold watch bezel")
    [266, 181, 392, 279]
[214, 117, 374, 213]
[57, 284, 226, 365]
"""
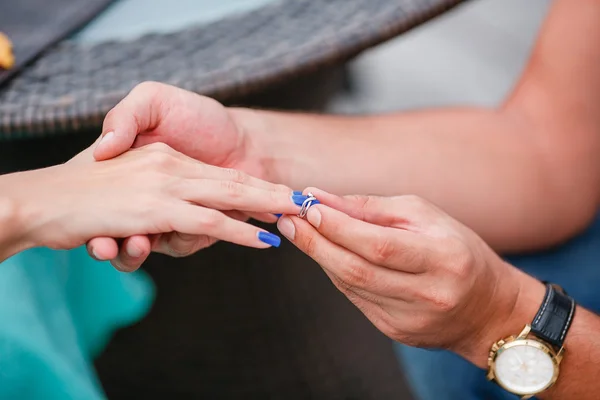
[487, 325, 563, 399]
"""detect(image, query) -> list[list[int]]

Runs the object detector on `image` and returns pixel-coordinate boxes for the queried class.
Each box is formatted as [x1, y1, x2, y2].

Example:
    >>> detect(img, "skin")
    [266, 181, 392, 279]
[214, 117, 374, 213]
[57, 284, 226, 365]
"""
[78, 0, 599, 397]
[92, 0, 600, 259]
[277, 189, 600, 399]
[0, 139, 303, 267]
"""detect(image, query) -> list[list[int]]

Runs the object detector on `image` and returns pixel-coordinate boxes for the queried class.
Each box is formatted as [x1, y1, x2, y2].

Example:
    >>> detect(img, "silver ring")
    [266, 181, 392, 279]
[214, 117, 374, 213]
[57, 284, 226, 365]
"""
[298, 192, 318, 218]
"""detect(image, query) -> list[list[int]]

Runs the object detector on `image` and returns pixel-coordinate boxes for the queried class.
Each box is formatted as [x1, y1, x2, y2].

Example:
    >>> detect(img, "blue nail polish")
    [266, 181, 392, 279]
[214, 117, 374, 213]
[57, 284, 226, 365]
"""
[274, 214, 282, 218]
[293, 191, 303, 196]
[291, 194, 310, 206]
[258, 231, 281, 247]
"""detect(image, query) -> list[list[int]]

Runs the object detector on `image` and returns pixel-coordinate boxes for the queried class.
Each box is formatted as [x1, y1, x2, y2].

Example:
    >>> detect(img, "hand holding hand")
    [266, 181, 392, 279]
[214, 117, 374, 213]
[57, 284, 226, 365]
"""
[277, 189, 544, 366]
[87, 81, 270, 268]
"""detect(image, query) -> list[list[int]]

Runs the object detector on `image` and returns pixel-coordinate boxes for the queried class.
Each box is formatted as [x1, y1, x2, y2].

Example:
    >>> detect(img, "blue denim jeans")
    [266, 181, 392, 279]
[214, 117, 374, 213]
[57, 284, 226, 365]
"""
[395, 213, 600, 400]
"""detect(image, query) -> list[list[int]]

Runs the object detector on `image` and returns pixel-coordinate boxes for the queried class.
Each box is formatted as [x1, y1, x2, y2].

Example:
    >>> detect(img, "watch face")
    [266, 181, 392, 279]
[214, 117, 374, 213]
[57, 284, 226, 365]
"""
[494, 341, 556, 394]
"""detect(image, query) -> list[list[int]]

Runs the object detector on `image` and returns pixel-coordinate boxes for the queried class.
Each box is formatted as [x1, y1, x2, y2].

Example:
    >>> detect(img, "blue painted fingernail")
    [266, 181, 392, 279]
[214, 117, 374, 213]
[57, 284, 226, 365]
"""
[274, 213, 282, 218]
[293, 191, 303, 196]
[257, 231, 281, 247]
[291, 195, 309, 206]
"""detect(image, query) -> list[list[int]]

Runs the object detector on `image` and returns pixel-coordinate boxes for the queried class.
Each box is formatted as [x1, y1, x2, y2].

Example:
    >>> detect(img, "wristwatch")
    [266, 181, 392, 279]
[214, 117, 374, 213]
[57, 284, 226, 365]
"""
[487, 283, 576, 399]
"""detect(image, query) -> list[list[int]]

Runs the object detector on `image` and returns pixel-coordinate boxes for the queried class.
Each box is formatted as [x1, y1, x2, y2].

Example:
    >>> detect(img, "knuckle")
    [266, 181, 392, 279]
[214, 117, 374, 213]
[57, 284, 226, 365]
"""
[146, 149, 176, 169]
[407, 313, 433, 334]
[443, 239, 475, 278]
[220, 180, 245, 199]
[371, 236, 396, 265]
[354, 194, 373, 210]
[342, 195, 372, 219]
[146, 142, 172, 154]
[301, 233, 319, 258]
[224, 168, 248, 184]
[339, 259, 372, 289]
[166, 176, 188, 196]
[427, 288, 458, 313]
[196, 209, 223, 231]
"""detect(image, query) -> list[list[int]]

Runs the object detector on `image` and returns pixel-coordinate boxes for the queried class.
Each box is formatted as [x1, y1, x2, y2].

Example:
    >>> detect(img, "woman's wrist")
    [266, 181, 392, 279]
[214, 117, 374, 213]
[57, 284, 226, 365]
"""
[0, 173, 38, 260]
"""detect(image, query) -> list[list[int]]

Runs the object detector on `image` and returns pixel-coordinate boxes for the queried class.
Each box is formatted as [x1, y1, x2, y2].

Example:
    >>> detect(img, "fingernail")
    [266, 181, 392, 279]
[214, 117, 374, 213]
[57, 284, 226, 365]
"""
[306, 207, 321, 228]
[97, 131, 114, 148]
[257, 231, 281, 247]
[277, 217, 296, 240]
[90, 247, 101, 261]
[293, 191, 303, 196]
[274, 214, 282, 218]
[112, 260, 128, 273]
[126, 243, 143, 258]
[291, 194, 310, 206]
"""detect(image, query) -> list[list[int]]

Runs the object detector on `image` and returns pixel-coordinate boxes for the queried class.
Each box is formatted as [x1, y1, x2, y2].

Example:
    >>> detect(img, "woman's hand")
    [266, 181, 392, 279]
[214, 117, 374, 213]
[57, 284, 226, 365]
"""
[276, 189, 545, 367]
[2, 142, 302, 270]
[86, 81, 277, 268]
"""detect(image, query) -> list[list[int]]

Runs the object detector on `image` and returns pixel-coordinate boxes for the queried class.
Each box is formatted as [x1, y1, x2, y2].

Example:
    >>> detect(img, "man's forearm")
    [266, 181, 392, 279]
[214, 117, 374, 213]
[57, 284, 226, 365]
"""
[232, 0, 600, 253]
[235, 106, 594, 253]
[539, 306, 600, 399]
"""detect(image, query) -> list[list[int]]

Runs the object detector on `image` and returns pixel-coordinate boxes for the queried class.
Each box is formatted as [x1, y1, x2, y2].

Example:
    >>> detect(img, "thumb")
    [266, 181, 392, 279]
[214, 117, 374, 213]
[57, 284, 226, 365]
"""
[93, 129, 137, 161]
[94, 82, 163, 161]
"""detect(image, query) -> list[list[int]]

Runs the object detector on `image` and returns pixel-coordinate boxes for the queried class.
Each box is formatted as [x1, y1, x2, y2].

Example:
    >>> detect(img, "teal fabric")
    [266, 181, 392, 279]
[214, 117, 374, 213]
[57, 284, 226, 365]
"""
[1, 1, 277, 397]
[0, 247, 154, 399]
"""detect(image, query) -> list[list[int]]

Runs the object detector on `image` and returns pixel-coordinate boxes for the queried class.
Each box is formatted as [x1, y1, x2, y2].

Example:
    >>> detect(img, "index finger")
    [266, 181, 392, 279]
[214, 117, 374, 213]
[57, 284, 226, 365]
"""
[304, 205, 431, 273]
[303, 188, 400, 227]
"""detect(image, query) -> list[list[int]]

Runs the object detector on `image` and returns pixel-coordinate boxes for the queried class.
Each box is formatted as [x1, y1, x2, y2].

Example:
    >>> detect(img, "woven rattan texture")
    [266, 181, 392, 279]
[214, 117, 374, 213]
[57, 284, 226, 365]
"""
[0, 0, 465, 138]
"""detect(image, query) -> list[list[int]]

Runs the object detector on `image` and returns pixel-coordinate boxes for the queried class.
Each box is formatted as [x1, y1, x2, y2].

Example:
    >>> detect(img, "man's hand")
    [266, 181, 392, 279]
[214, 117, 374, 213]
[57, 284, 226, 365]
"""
[88, 82, 271, 269]
[94, 81, 259, 175]
[276, 188, 545, 366]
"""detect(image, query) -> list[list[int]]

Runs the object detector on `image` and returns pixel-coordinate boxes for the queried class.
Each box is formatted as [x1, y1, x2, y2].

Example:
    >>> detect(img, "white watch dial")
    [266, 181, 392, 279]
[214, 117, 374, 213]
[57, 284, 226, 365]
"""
[495, 342, 556, 394]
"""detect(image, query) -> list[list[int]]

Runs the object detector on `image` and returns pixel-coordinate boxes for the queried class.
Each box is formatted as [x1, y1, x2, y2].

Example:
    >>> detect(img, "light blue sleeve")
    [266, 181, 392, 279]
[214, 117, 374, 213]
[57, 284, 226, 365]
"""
[0, 247, 154, 399]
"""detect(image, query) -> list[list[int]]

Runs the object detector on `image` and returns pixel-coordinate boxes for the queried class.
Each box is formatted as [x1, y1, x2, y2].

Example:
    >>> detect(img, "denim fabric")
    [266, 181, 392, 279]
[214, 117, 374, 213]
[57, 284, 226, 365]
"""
[395, 213, 600, 400]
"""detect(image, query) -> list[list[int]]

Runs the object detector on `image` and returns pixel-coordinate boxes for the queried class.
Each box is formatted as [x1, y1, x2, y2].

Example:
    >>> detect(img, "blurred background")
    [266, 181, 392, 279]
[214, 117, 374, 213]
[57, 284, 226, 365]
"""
[0, 0, 554, 399]
[331, 0, 550, 114]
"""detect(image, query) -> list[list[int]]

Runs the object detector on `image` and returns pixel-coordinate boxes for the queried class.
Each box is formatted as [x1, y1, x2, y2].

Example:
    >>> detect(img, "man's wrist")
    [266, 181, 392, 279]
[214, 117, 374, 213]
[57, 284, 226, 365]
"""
[228, 107, 306, 186]
[462, 264, 546, 369]
[228, 107, 280, 183]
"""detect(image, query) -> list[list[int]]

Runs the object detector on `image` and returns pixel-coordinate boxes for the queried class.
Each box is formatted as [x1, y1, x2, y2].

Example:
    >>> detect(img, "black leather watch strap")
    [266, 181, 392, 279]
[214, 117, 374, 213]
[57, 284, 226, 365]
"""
[530, 283, 576, 348]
